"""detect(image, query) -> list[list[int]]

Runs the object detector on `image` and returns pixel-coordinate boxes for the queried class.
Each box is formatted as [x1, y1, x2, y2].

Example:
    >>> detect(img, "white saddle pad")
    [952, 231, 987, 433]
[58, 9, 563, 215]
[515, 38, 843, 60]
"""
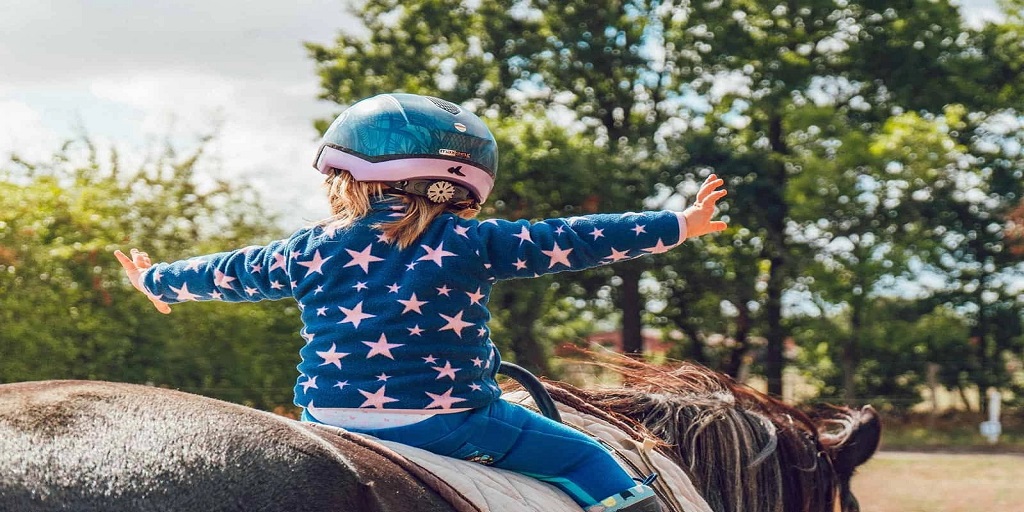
[368, 393, 713, 512]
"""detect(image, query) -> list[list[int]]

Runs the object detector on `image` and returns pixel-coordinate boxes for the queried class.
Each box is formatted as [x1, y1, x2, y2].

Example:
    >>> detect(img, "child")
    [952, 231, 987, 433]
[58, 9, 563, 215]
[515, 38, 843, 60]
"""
[116, 93, 727, 512]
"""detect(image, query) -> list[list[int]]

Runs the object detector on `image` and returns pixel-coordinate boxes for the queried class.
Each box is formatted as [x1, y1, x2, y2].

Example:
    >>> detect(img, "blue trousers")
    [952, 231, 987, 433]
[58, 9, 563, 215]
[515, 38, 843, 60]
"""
[303, 399, 637, 507]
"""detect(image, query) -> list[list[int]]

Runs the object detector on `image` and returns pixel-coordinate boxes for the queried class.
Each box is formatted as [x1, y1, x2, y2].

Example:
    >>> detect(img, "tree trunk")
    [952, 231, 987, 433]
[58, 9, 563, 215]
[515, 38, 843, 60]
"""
[763, 111, 789, 397]
[764, 255, 785, 396]
[842, 299, 863, 402]
[619, 260, 644, 356]
[722, 303, 751, 378]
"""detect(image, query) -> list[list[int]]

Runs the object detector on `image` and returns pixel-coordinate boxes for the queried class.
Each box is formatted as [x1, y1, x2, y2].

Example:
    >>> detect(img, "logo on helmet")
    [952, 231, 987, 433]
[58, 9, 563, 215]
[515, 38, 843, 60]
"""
[439, 149, 472, 160]
[453, 123, 467, 132]
[447, 165, 466, 177]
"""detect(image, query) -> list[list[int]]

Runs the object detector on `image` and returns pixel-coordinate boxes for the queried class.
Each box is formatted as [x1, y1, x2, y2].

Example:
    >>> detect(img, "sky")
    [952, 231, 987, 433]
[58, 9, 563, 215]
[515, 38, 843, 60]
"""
[0, 0, 1007, 228]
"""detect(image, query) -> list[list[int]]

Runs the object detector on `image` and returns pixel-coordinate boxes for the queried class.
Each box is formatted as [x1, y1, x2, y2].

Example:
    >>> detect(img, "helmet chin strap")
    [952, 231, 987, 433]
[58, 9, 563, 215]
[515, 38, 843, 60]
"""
[387, 179, 476, 205]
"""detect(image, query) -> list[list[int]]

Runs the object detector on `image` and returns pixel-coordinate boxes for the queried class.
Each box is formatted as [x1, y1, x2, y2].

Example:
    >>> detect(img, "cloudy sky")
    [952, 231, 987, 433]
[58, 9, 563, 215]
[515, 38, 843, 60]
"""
[0, 0, 1005, 227]
[0, 0, 358, 225]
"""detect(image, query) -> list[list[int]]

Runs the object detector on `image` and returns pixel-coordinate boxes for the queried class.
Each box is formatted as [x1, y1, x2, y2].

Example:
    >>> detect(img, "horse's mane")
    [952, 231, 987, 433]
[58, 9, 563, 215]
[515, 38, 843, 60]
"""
[536, 356, 862, 512]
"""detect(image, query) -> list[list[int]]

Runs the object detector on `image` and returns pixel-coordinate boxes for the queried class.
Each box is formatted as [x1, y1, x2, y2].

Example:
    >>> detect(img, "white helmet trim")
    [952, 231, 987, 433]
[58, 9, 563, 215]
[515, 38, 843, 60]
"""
[316, 145, 494, 203]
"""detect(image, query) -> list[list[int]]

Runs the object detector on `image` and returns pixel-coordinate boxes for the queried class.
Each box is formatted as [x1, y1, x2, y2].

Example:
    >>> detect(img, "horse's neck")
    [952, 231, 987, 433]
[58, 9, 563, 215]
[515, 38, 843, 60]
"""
[501, 390, 714, 512]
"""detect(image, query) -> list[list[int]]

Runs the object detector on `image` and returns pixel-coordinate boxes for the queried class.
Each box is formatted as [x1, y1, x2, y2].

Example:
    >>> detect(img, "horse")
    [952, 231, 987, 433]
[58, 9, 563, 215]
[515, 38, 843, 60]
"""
[0, 359, 880, 512]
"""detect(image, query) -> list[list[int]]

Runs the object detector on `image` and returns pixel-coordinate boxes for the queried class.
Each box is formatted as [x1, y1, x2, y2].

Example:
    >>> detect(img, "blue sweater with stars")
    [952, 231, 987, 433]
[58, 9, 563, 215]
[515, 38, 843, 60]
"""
[140, 199, 687, 414]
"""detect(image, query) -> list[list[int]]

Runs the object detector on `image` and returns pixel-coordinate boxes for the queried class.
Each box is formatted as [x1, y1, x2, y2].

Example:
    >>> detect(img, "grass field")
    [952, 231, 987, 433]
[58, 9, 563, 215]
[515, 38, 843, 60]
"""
[853, 451, 1024, 512]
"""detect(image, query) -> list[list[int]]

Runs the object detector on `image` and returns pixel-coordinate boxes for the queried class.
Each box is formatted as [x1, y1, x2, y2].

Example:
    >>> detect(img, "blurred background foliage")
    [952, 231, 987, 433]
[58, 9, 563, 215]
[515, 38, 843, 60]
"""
[2, 0, 1024, 423]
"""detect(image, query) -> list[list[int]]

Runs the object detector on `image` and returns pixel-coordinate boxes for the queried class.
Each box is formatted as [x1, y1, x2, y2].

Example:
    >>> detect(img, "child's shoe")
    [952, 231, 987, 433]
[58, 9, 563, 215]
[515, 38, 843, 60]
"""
[585, 484, 662, 512]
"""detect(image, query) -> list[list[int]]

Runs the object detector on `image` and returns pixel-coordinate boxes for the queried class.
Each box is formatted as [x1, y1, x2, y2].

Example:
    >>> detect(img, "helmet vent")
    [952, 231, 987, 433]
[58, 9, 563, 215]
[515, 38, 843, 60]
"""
[428, 97, 462, 115]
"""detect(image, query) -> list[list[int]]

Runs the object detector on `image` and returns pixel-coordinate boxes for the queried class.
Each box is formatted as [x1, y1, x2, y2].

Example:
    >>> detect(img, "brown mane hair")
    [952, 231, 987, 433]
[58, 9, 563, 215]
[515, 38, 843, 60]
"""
[533, 356, 872, 512]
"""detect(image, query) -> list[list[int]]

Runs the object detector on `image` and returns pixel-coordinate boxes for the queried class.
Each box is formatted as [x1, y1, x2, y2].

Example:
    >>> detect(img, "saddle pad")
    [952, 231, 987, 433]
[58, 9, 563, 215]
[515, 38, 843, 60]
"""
[375, 437, 582, 512]
[311, 394, 714, 512]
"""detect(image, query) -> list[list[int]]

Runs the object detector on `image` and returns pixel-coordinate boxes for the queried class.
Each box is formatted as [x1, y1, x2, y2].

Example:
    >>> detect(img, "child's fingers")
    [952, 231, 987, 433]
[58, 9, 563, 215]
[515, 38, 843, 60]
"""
[150, 297, 172, 314]
[708, 220, 728, 232]
[114, 250, 136, 271]
[696, 179, 725, 202]
[704, 189, 728, 206]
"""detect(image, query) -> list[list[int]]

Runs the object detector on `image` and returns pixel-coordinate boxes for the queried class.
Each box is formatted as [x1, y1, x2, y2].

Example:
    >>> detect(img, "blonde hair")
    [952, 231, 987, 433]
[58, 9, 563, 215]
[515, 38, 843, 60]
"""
[320, 170, 481, 249]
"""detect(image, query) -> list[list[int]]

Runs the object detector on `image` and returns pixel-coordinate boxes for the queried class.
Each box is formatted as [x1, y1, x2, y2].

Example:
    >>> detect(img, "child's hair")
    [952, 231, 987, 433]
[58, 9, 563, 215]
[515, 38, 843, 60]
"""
[321, 169, 481, 249]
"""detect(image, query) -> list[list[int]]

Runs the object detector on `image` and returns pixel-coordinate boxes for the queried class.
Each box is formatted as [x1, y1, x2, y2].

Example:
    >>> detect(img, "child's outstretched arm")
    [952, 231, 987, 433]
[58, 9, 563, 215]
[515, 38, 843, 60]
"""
[469, 174, 729, 281]
[114, 238, 297, 309]
[114, 248, 172, 314]
[682, 173, 728, 238]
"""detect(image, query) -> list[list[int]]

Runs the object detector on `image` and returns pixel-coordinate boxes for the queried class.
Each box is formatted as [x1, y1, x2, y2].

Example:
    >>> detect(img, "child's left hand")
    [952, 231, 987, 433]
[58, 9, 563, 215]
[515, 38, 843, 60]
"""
[683, 174, 728, 238]
[114, 248, 172, 314]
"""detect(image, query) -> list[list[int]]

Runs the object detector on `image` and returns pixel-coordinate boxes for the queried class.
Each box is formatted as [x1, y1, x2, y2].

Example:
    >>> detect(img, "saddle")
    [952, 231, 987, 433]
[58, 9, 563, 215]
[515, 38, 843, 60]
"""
[308, 392, 713, 512]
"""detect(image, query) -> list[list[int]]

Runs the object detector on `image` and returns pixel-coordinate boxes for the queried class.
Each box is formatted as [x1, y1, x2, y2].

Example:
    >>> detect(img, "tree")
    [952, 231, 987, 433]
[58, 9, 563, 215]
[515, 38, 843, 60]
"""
[0, 139, 301, 409]
[308, 0, 1024, 400]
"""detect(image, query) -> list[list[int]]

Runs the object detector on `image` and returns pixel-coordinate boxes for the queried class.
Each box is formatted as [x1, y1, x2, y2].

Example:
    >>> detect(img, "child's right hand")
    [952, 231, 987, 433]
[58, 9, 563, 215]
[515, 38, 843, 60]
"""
[683, 174, 728, 238]
[114, 248, 172, 314]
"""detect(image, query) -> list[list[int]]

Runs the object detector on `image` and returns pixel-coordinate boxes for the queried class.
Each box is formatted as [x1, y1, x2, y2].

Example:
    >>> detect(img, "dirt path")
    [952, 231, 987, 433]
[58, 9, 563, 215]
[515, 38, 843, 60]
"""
[853, 450, 1024, 512]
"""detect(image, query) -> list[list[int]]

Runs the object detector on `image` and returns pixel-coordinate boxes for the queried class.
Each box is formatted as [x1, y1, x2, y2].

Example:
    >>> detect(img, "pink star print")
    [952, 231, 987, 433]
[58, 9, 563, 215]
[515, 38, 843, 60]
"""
[363, 333, 404, 359]
[397, 293, 428, 314]
[643, 238, 673, 254]
[417, 242, 457, 267]
[358, 385, 399, 409]
[316, 343, 350, 369]
[432, 361, 461, 380]
[213, 270, 236, 289]
[605, 247, 631, 262]
[438, 310, 474, 338]
[296, 250, 333, 277]
[513, 226, 533, 244]
[170, 283, 201, 301]
[338, 301, 375, 329]
[425, 388, 468, 410]
[465, 288, 485, 305]
[269, 252, 287, 272]
[408, 325, 425, 336]
[344, 244, 384, 273]
[541, 242, 573, 268]
[300, 375, 318, 392]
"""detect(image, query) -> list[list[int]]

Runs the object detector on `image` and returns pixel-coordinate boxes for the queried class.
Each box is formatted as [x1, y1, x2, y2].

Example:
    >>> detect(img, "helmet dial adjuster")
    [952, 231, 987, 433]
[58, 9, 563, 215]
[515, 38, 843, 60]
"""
[388, 179, 474, 204]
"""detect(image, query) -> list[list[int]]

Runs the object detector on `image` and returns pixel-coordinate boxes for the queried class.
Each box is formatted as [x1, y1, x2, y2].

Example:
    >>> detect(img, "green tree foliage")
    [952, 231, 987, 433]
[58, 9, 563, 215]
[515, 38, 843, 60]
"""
[0, 140, 301, 409]
[306, 0, 1024, 405]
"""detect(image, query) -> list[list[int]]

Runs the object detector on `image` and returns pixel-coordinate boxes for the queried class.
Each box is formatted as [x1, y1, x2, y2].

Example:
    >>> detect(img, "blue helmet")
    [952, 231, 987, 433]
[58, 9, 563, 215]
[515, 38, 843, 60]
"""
[313, 93, 498, 204]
